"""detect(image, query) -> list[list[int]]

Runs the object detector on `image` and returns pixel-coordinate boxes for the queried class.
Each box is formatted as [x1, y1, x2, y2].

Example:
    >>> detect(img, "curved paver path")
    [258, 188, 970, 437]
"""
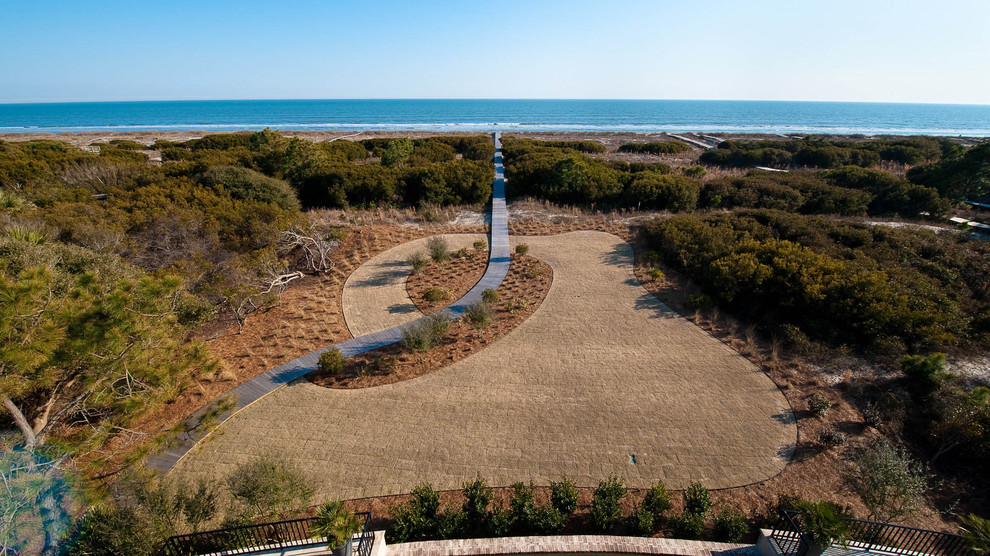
[342, 234, 487, 337]
[146, 133, 509, 472]
[168, 231, 796, 499]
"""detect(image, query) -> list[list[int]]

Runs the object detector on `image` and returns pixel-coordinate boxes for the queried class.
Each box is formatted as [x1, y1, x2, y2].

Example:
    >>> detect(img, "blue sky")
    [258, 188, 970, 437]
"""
[1, 0, 988, 104]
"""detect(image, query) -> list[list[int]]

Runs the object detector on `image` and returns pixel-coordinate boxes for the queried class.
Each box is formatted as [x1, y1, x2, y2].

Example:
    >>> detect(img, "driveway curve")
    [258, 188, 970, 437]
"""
[168, 231, 796, 499]
[342, 234, 487, 337]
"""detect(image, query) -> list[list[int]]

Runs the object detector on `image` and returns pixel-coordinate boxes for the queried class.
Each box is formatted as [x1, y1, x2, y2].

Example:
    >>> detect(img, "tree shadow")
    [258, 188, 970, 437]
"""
[600, 242, 633, 268]
[633, 292, 678, 319]
[386, 303, 418, 315]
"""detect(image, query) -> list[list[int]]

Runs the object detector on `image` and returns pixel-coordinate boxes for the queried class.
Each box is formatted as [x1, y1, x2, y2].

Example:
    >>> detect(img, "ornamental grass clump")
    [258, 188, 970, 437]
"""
[464, 302, 495, 334]
[428, 236, 450, 264]
[407, 251, 429, 275]
[421, 287, 449, 303]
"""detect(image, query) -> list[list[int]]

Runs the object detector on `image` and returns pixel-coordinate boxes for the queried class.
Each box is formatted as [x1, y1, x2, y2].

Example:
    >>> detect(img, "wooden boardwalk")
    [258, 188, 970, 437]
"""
[146, 133, 510, 473]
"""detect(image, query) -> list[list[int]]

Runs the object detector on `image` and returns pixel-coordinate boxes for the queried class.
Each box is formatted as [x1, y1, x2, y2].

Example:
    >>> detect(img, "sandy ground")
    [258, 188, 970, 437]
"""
[5, 130, 981, 148]
[168, 231, 795, 499]
[342, 234, 486, 336]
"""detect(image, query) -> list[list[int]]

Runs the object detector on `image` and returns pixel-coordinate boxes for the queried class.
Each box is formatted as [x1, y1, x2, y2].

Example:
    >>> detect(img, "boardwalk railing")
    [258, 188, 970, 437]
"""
[771, 510, 970, 556]
[157, 512, 372, 556]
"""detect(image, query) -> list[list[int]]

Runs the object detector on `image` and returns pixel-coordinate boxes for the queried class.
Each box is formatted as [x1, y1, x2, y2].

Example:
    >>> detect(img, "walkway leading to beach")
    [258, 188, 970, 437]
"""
[145, 133, 510, 472]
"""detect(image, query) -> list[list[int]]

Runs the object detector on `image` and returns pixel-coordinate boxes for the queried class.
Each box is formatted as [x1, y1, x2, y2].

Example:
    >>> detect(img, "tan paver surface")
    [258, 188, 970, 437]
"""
[342, 234, 488, 337]
[169, 231, 796, 499]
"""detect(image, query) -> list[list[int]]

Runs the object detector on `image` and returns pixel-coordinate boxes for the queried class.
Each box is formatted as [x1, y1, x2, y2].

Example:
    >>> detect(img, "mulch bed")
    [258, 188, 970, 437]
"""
[307, 253, 552, 389]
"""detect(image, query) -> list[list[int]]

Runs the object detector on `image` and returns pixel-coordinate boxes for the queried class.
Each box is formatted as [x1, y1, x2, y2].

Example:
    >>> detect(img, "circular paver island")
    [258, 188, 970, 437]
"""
[169, 231, 796, 499]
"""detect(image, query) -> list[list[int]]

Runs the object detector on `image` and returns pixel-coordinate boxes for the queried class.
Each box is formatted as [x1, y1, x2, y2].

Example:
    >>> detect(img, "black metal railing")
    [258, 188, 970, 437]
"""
[157, 512, 372, 556]
[771, 510, 970, 556]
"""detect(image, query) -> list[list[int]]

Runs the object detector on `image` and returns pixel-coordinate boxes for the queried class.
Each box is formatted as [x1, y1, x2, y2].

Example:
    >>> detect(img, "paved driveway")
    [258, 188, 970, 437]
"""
[170, 232, 796, 499]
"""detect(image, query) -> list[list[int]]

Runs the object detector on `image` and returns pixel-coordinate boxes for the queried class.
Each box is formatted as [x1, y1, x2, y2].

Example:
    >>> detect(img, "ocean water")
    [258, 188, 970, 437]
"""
[1, 99, 989, 136]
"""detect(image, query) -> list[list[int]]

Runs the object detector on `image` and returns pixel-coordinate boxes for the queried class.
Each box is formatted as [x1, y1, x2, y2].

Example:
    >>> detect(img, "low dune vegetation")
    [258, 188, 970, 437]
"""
[500, 136, 971, 218]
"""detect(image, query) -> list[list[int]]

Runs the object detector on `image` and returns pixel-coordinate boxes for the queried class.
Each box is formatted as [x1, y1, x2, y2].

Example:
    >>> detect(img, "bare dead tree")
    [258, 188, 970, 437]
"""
[280, 228, 339, 273]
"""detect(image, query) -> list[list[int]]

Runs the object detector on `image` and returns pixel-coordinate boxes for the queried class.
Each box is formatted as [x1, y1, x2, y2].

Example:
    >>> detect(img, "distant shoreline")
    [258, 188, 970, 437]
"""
[1, 129, 985, 148]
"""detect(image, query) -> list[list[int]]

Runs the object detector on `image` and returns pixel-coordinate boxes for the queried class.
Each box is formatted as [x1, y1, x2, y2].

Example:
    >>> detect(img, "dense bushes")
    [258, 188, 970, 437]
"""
[908, 140, 990, 201]
[618, 141, 692, 155]
[502, 137, 696, 209]
[700, 136, 955, 170]
[644, 210, 990, 351]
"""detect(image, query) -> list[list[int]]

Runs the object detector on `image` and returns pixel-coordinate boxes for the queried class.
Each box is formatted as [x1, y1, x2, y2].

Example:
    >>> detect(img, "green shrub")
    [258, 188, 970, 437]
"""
[407, 251, 429, 275]
[401, 313, 450, 352]
[684, 482, 712, 517]
[481, 288, 501, 304]
[533, 505, 566, 535]
[473, 239, 487, 251]
[648, 268, 665, 282]
[428, 236, 450, 264]
[318, 348, 346, 375]
[311, 499, 363, 550]
[550, 477, 579, 516]
[226, 456, 313, 519]
[668, 511, 706, 540]
[462, 475, 492, 527]
[509, 482, 537, 534]
[591, 475, 626, 533]
[515, 243, 529, 256]
[436, 510, 468, 540]
[844, 436, 929, 522]
[712, 507, 749, 543]
[618, 141, 692, 155]
[628, 502, 656, 536]
[901, 353, 951, 395]
[819, 428, 847, 447]
[808, 394, 832, 416]
[387, 483, 441, 543]
[422, 287, 450, 303]
[464, 302, 495, 333]
[642, 481, 672, 520]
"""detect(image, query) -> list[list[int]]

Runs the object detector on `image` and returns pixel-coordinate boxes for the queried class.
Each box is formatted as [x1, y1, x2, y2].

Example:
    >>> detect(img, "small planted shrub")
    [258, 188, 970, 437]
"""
[481, 288, 501, 304]
[534, 505, 566, 535]
[428, 236, 450, 264]
[422, 287, 450, 303]
[712, 507, 749, 543]
[862, 402, 883, 428]
[591, 475, 626, 533]
[515, 243, 529, 256]
[668, 511, 706, 540]
[388, 483, 441, 543]
[684, 482, 712, 517]
[464, 302, 495, 334]
[473, 239, 487, 251]
[648, 268, 665, 282]
[437, 510, 468, 540]
[318, 348, 346, 375]
[643, 481, 672, 520]
[809, 394, 832, 416]
[550, 477, 579, 516]
[401, 313, 450, 353]
[407, 251, 429, 275]
[462, 475, 492, 528]
[819, 427, 847, 447]
[628, 502, 656, 536]
[454, 247, 469, 259]
[509, 482, 537, 534]
[374, 355, 397, 373]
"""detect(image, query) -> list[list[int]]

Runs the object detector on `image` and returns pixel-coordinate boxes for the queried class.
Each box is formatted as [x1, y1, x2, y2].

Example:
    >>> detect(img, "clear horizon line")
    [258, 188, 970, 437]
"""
[2, 97, 989, 107]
